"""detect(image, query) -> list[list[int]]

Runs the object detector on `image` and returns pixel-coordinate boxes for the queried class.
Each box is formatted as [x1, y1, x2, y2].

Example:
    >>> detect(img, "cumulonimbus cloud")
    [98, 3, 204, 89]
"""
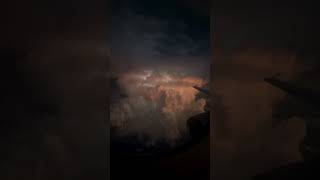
[111, 70, 208, 145]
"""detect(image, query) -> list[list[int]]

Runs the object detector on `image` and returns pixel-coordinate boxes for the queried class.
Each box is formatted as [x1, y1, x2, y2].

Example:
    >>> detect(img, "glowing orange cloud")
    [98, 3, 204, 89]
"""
[111, 70, 208, 142]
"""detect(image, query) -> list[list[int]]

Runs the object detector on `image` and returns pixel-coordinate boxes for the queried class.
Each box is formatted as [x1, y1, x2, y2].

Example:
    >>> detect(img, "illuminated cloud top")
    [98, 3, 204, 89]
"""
[110, 0, 210, 146]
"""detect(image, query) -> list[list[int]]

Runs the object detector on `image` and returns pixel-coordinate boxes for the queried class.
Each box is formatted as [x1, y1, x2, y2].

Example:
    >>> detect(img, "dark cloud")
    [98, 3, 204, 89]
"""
[110, 0, 210, 72]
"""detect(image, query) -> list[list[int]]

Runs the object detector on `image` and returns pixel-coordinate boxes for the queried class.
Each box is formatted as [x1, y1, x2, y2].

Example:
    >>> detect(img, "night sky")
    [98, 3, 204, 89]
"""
[110, 0, 210, 75]
[110, 0, 210, 145]
[110, 0, 210, 180]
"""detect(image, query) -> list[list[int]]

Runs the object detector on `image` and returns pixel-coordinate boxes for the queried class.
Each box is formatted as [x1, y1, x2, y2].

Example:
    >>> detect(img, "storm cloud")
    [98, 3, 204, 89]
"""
[110, 0, 210, 146]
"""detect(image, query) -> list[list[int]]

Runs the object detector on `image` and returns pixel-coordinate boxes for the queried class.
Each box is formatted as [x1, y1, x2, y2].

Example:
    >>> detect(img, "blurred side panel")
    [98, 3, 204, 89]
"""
[212, 1, 306, 180]
[0, 0, 110, 179]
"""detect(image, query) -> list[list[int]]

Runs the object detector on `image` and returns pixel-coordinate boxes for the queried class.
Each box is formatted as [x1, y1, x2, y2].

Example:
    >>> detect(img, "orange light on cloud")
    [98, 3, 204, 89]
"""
[111, 70, 208, 142]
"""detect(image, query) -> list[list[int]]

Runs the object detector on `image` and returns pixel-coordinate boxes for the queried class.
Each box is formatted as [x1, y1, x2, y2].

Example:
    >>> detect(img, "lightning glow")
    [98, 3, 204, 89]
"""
[111, 70, 208, 144]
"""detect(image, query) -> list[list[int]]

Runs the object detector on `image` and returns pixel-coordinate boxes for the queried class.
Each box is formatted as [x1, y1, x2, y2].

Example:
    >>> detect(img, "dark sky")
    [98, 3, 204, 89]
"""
[110, 0, 210, 77]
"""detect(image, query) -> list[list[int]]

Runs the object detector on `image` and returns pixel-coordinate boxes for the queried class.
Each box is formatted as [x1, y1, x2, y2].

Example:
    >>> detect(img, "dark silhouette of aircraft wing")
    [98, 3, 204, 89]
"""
[257, 74, 320, 179]
[193, 86, 210, 95]
[264, 74, 320, 107]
